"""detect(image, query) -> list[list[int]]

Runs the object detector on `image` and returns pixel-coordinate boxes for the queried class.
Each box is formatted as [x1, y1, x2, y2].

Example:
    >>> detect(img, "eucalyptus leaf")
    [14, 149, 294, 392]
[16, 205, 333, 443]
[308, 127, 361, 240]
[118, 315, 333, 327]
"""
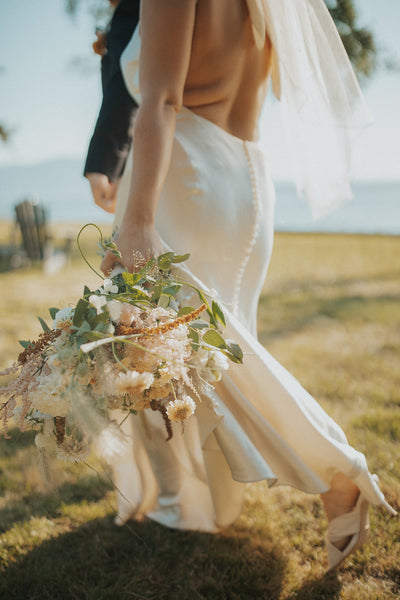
[150, 280, 163, 303]
[18, 340, 31, 348]
[87, 305, 99, 323]
[171, 253, 190, 263]
[129, 288, 151, 301]
[157, 252, 174, 271]
[202, 329, 226, 349]
[142, 256, 157, 273]
[226, 340, 243, 362]
[123, 272, 143, 287]
[75, 320, 93, 339]
[94, 322, 111, 333]
[162, 283, 182, 297]
[188, 329, 199, 345]
[190, 320, 209, 329]
[37, 316, 51, 333]
[221, 350, 243, 364]
[73, 298, 89, 327]
[177, 306, 195, 317]
[48, 307, 60, 320]
[195, 288, 216, 326]
[212, 301, 226, 326]
[88, 310, 109, 328]
[158, 294, 170, 308]
[81, 330, 106, 342]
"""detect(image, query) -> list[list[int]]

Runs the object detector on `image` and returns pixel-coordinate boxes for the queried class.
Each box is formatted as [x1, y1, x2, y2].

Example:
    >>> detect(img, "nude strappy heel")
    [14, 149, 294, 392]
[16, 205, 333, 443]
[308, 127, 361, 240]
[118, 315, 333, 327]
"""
[326, 474, 397, 571]
[326, 490, 371, 571]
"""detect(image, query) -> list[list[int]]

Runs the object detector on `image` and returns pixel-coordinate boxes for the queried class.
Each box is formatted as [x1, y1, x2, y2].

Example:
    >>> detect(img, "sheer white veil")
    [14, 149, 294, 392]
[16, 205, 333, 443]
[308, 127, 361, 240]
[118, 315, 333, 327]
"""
[246, 0, 372, 218]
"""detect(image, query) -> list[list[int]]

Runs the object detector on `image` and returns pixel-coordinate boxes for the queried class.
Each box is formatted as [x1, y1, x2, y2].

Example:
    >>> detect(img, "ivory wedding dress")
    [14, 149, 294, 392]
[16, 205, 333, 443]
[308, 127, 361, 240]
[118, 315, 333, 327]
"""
[106, 0, 394, 530]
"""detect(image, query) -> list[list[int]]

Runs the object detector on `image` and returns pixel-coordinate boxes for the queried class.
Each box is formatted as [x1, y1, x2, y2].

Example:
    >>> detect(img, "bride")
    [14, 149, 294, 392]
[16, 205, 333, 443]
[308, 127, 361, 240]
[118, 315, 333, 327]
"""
[98, 0, 395, 570]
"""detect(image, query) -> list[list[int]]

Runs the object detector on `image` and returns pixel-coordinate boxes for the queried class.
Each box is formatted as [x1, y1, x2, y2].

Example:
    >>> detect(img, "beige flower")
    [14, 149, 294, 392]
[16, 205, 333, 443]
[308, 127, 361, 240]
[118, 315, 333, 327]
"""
[119, 303, 145, 327]
[55, 437, 90, 463]
[166, 395, 196, 422]
[116, 370, 154, 395]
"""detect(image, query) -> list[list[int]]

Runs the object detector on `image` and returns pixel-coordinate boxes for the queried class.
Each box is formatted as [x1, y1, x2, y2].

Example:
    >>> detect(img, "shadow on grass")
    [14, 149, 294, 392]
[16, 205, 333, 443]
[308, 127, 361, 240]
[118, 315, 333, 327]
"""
[266, 269, 400, 298]
[258, 291, 400, 346]
[288, 571, 342, 600]
[0, 475, 112, 534]
[0, 429, 37, 458]
[0, 516, 288, 600]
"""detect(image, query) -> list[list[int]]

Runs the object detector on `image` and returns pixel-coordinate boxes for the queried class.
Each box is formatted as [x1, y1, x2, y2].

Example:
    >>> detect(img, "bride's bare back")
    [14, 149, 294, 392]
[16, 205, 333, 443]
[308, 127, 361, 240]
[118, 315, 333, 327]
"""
[102, 0, 272, 271]
[185, 0, 271, 140]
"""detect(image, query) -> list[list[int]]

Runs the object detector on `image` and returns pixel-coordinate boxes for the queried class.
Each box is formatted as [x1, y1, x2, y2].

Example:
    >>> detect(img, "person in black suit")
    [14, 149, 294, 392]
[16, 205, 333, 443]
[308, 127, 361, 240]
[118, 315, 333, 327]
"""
[84, 0, 140, 214]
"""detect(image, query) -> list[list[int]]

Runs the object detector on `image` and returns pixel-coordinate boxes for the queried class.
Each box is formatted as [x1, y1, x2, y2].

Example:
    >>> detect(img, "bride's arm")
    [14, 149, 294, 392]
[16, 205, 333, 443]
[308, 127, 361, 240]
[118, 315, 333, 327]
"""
[101, 0, 197, 274]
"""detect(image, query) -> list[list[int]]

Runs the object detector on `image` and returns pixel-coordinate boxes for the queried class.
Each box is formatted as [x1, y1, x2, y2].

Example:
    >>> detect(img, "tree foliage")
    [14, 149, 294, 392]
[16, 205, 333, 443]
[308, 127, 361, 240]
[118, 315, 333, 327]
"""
[65, 0, 377, 80]
[0, 124, 10, 143]
[327, 0, 376, 79]
[0, 66, 10, 144]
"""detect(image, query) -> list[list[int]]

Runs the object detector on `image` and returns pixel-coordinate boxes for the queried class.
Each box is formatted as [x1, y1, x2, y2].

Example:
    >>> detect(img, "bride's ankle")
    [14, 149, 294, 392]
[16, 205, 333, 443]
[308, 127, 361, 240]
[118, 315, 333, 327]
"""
[321, 472, 360, 522]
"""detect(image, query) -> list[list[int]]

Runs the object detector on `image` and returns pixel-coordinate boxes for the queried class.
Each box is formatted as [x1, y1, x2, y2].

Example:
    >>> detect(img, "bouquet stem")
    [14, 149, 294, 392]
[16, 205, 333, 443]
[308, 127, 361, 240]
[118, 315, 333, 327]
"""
[55, 416, 66, 445]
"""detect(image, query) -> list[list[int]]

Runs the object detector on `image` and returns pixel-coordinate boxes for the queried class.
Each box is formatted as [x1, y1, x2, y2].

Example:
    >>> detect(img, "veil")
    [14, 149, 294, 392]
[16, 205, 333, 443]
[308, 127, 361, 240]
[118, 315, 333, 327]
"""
[246, 0, 372, 218]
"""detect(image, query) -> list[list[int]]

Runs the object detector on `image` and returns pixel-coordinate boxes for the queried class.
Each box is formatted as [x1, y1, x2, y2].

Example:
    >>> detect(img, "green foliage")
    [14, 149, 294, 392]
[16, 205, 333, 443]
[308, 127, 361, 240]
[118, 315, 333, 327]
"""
[327, 0, 377, 78]
[0, 124, 10, 143]
[202, 329, 226, 349]
[64, 0, 111, 22]
[101, 240, 121, 258]
[48, 308, 60, 320]
[18, 340, 31, 349]
[37, 316, 51, 333]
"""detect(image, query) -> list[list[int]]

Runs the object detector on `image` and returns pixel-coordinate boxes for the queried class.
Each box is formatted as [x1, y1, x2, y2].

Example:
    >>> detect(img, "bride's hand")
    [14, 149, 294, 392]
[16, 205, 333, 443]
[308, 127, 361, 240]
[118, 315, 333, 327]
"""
[100, 222, 164, 275]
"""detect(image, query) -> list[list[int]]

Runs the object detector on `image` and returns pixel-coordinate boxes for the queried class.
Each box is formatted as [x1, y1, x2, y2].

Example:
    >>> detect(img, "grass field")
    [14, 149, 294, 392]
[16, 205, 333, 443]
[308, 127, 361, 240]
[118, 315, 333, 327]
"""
[0, 224, 399, 599]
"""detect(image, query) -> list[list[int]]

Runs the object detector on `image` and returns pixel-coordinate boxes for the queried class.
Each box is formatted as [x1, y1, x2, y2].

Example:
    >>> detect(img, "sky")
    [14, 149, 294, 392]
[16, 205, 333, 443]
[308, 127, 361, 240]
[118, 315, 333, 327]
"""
[0, 0, 399, 181]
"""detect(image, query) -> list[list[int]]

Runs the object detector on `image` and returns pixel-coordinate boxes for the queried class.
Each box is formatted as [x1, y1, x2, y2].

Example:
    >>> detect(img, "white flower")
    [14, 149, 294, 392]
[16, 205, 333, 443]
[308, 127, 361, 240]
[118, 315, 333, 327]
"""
[101, 278, 119, 294]
[89, 294, 107, 314]
[146, 306, 174, 325]
[191, 346, 209, 368]
[53, 306, 74, 330]
[107, 299, 123, 323]
[208, 350, 229, 372]
[29, 370, 73, 417]
[166, 395, 196, 421]
[116, 370, 154, 395]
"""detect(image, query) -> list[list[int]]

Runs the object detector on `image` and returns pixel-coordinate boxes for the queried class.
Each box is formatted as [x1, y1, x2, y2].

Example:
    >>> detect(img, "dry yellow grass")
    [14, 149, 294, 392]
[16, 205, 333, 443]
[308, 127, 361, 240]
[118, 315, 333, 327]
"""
[0, 227, 399, 599]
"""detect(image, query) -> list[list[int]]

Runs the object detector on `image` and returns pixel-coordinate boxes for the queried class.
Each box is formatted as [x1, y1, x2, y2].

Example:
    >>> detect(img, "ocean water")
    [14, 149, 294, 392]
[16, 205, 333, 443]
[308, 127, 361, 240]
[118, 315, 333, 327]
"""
[274, 181, 400, 235]
[0, 159, 399, 234]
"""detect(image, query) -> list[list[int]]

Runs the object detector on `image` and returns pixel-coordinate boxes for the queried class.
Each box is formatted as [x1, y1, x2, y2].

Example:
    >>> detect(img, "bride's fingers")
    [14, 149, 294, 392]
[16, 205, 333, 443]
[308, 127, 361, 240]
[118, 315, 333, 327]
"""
[100, 250, 125, 276]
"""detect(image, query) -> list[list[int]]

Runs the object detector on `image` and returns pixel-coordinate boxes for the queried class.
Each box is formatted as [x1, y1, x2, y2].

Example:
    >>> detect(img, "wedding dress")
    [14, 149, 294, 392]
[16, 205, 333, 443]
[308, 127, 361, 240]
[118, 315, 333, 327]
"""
[106, 1, 394, 530]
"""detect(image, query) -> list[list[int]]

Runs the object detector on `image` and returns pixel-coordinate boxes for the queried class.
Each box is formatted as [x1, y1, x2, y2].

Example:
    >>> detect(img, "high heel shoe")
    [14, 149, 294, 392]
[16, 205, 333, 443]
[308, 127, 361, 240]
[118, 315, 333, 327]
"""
[326, 474, 397, 571]
[326, 490, 371, 572]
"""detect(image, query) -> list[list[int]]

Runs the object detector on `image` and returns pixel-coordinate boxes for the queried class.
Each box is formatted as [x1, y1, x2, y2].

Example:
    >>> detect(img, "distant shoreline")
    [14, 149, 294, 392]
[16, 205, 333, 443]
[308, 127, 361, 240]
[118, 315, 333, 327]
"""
[1, 218, 398, 243]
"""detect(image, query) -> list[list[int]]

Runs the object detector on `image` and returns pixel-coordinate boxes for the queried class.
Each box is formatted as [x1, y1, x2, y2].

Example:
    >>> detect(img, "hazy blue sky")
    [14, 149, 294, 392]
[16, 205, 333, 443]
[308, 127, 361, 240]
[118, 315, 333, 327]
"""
[0, 0, 399, 181]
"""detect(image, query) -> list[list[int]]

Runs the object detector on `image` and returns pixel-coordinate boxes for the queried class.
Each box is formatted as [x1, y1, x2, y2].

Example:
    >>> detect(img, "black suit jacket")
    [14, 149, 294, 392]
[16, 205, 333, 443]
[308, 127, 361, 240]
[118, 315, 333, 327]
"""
[84, 0, 140, 180]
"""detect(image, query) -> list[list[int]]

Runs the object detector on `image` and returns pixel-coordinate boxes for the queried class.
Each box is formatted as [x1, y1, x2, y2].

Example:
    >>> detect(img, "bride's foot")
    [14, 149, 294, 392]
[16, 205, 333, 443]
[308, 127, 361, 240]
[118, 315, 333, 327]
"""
[321, 473, 374, 571]
[321, 473, 360, 551]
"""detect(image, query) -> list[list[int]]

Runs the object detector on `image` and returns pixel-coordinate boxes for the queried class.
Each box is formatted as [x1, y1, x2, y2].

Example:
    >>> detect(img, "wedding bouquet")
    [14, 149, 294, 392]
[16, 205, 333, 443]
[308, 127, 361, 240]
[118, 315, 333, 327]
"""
[0, 226, 242, 464]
